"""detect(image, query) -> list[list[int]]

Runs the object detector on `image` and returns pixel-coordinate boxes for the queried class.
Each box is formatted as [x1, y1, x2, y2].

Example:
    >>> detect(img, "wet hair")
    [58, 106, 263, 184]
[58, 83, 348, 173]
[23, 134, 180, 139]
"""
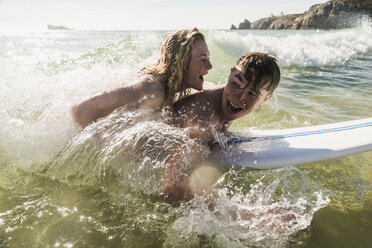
[235, 52, 280, 95]
[143, 28, 206, 105]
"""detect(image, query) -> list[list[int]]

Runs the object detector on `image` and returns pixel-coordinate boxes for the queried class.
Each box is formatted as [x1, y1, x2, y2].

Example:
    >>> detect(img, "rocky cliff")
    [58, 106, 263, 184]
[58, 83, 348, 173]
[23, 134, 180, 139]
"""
[47, 24, 72, 30]
[232, 0, 372, 30]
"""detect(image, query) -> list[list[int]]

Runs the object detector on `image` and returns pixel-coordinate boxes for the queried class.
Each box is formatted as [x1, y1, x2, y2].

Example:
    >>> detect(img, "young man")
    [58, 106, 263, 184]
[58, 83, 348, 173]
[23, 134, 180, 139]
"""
[161, 52, 281, 203]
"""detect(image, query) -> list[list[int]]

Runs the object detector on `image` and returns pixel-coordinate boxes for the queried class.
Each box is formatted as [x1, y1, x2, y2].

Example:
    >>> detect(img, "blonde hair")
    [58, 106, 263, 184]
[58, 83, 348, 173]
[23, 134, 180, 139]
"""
[143, 28, 205, 105]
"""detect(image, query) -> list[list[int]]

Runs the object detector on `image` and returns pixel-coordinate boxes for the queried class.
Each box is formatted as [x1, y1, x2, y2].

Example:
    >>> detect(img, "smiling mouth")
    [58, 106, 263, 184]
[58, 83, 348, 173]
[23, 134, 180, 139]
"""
[227, 100, 244, 114]
[199, 75, 204, 81]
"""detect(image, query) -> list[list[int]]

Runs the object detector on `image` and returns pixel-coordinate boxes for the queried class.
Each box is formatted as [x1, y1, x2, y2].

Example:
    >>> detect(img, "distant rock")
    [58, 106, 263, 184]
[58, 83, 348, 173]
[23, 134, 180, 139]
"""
[232, 0, 372, 30]
[238, 19, 251, 29]
[250, 14, 302, 29]
[292, 0, 370, 29]
[231, 24, 237, 30]
[47, 24, 72, 30]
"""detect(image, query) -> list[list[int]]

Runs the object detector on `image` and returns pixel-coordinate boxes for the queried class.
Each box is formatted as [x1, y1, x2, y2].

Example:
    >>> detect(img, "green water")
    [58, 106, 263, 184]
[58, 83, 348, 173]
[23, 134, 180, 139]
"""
[0, 28, 372, 247]
[1, 155, 371, 247]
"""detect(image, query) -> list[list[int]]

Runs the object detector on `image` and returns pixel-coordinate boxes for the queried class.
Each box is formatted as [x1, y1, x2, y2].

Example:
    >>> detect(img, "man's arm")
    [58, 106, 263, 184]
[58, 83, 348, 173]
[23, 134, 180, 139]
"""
[160, 138, 218, 204]
[71, 78, 165, 127]
[161, 93, 218, 203]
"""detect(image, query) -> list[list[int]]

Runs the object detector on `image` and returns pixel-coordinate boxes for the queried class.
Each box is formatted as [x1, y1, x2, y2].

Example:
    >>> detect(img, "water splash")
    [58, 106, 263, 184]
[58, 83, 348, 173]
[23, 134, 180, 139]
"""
[44, 107, 210, 195]
[165, 167, 330, 247]
[208, 22, 372, 67]
[0, 28, 371, 247]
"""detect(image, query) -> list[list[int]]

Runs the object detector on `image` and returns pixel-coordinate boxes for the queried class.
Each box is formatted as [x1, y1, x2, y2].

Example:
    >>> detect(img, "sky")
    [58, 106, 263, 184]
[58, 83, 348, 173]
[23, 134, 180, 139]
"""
[0, 0, 329, 31]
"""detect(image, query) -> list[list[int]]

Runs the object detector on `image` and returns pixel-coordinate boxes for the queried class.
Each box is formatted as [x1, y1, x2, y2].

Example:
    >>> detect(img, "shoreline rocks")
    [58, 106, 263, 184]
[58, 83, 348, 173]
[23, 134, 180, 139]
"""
[47, 24, 72, 30]
[232, 0, 372, 30]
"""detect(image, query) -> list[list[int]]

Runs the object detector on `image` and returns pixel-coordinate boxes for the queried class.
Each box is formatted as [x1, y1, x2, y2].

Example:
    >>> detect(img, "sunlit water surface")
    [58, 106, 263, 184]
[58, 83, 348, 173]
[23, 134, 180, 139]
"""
[0, 23, 372, 247]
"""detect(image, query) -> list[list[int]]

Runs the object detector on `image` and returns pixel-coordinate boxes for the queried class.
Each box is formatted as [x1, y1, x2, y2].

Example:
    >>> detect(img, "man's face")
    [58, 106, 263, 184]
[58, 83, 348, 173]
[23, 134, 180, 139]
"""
[221, 67, 273, 121]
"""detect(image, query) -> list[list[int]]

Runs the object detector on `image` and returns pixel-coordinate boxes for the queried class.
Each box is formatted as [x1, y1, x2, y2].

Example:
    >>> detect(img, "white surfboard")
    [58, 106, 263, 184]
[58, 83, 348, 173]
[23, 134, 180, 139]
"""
[216, 117, 372, 169]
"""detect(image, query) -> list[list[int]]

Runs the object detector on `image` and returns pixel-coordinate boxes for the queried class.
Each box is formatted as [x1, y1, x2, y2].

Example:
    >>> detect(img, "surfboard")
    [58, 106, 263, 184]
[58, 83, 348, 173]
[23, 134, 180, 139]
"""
[216, 117, 372, 169]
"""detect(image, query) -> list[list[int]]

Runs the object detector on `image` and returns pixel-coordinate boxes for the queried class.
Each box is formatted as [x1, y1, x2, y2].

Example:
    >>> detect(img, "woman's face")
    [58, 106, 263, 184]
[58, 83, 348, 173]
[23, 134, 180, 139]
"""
[186, 40, 212, 91]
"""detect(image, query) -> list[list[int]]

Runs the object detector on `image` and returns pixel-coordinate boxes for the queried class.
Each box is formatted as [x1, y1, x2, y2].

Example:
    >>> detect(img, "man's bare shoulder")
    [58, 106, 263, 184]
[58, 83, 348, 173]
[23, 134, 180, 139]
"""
[175, 88, 219, 109]
[173, 87, 223, 125]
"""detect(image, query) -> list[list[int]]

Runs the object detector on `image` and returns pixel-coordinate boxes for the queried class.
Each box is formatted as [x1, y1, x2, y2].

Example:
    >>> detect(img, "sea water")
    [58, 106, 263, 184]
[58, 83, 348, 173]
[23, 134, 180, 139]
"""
[0, 22, 372, 248]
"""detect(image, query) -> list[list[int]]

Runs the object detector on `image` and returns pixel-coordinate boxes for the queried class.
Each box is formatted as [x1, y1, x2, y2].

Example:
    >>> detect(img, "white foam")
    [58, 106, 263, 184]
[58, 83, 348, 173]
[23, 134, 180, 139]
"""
[167, 167, 330, 247]
[0, 31, 165, 165]
[208, 21, 372, 67]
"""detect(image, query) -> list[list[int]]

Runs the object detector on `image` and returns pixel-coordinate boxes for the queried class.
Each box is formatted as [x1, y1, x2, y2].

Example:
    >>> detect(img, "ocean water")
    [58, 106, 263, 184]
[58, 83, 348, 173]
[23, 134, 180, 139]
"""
[0, 22, 372, 248]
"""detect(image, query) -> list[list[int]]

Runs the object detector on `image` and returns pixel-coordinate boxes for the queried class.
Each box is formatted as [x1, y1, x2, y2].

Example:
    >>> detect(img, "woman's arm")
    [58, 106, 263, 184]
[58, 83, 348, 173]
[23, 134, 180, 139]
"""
[71, 77, 165, 127]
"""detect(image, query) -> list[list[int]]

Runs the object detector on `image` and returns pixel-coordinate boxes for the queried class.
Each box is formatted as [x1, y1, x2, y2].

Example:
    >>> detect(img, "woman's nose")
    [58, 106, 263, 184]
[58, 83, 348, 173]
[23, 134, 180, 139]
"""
[205, 60, 212, 70]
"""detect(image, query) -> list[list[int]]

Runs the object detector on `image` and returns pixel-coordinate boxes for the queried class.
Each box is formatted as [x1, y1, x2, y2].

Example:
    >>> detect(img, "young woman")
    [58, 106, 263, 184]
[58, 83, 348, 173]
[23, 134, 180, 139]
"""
[72, 28, 212, 127]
